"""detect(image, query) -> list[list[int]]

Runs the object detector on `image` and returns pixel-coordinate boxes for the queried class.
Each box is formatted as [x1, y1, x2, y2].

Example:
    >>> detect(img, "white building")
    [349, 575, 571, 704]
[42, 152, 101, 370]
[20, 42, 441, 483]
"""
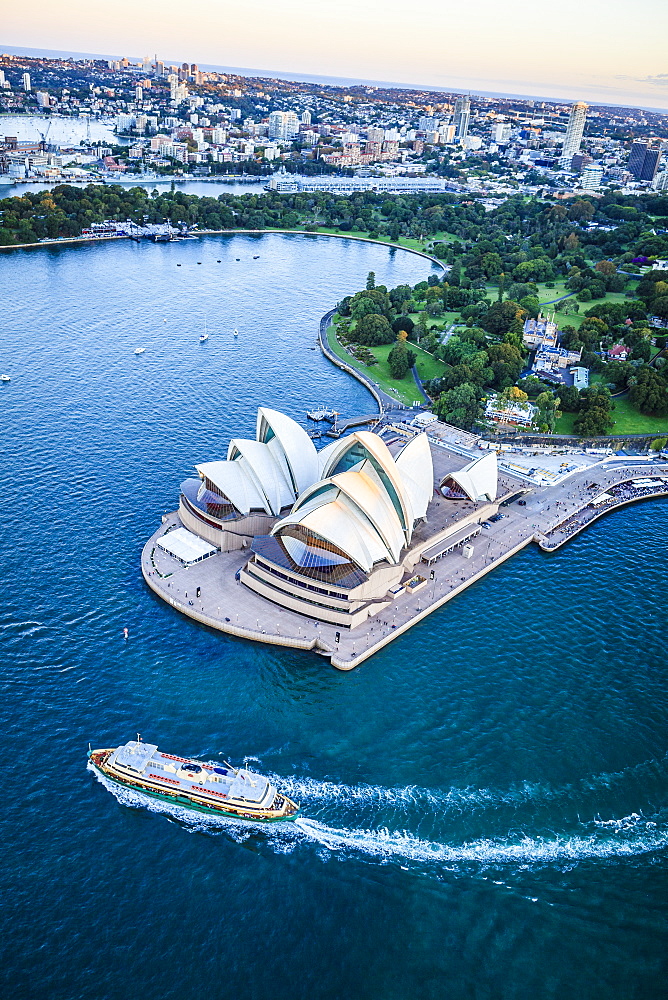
[268, 111, 300, 141]
[22, 72, 31, 92]
[581, 164, 604, 190]
[453, 95, 471, 144]
[491, 122, 511, 143]
[559, 101, 588, 168]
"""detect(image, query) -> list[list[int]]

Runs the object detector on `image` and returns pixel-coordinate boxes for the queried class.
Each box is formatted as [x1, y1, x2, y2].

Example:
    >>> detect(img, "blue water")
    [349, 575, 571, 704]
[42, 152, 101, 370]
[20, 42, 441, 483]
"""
[1, 234, 667, 1000]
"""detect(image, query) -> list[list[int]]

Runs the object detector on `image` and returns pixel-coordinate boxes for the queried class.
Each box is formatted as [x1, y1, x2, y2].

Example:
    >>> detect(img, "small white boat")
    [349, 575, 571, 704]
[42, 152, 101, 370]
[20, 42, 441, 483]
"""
[233, 328, 239, 338]
[0, 374, 11, 382]
[199, 333, 209, 343]
[134, 347, 146, 355]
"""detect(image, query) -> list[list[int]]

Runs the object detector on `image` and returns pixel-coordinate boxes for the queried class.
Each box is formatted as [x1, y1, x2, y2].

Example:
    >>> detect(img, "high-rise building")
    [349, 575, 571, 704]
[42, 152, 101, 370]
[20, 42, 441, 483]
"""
[491, 122, 511, 143]
[628, 140, 648, 178]
[453, 95, 470, 144]
[22, 72, 31, 92]
[581, 164, 604, 191]
[301, 110, 312, 125]
[629, 141, 663, 182]
[559, 102, 588, 168]
[268, 111, 300, 141]
[135, 85, 143, 103]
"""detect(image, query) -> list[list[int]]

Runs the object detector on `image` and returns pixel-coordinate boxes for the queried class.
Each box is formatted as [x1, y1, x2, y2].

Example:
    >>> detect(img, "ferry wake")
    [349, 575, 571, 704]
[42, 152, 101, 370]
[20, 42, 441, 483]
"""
[88, 738, 300, 822]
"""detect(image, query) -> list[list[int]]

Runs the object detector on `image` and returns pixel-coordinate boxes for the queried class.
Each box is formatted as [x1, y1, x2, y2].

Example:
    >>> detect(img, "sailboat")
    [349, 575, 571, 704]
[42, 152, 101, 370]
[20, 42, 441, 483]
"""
[199, 315, 209, 343]
[233, 328, 239, 339]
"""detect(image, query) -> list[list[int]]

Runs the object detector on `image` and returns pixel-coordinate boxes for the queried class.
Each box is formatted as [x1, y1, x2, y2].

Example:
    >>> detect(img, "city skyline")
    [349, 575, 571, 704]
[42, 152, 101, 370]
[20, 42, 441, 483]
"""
[3, 0, 668, 111]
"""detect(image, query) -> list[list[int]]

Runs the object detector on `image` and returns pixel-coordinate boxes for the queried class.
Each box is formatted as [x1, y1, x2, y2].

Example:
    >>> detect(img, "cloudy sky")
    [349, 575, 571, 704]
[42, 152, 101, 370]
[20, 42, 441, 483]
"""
[4, 0, 668, 109]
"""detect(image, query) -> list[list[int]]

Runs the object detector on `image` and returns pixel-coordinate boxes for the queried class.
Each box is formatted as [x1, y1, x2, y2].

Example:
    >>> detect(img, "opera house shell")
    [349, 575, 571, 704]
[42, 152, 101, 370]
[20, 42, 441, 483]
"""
[241, 430, 434, 629]
[176, 406, 498, 630]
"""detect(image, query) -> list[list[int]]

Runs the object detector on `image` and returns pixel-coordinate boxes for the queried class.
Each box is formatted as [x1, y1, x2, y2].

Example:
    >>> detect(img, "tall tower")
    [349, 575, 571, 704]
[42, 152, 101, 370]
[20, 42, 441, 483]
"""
[453, 95, 470, 144]
[559, 101, 588, 168]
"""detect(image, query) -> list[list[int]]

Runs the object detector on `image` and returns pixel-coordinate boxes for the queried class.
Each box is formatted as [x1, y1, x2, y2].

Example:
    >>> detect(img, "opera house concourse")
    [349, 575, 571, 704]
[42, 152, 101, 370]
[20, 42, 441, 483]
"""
[171, 407, 500, 631]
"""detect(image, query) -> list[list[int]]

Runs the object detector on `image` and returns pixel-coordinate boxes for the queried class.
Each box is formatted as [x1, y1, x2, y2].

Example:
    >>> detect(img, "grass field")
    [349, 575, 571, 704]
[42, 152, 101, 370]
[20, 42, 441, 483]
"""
[327, 323, 445, 406]
[554, 397, 668, 436]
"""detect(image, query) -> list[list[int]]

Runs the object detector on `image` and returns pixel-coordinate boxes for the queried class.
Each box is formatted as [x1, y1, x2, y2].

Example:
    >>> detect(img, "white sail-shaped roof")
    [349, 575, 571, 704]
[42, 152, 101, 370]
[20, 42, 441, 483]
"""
[193, 408, 321, 517]
[227, 438, 295, 515]
[195, 459, 267, 515]
[292, 465, 405, 564]
[276, 497, 392, 574]
[442, 451, 498, 502]
[257, 407, 319, 494]
[395, 434, 434, 520]
[320, 431, 415, 543]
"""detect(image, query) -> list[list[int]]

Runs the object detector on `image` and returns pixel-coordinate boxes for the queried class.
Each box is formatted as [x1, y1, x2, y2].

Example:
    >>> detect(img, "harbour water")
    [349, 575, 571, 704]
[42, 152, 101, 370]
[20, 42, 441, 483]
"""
[1, 233, 667, 999]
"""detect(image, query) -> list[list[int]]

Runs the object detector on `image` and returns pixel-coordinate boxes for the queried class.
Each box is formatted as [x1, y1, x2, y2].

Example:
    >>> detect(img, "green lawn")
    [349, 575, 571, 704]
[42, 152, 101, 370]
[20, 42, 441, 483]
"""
[555, 396, 668, 436]
[327, 323, 445, 406]
[609, 396, 668, 435]
[554, 411, 577, 434]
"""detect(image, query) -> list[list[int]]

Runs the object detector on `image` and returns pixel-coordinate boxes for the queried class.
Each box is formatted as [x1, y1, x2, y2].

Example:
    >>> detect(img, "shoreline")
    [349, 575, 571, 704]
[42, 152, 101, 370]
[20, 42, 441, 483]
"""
[0, 225, 448, 271]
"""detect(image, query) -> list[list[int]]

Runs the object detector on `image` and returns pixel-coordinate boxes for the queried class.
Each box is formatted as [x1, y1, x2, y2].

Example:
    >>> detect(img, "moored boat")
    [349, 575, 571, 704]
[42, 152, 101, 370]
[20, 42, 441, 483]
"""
[88, 739, 300, 822]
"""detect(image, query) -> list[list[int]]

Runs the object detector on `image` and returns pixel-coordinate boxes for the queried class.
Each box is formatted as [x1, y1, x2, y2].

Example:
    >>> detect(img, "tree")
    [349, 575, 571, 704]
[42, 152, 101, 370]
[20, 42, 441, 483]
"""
[628, 368, 668, 416]
[392, 315, 415, 337]
[354, 313, 394, 346]
[568, 199, 595, 222]
[388, 341, 416, 379]
[435, 383, 483, 430]
[573, 386, 614, 435]
[482, 300, 526, 338]
[534, 391, 561, 432]
[559, 385, 580, 412]
[366, 271, 376, 290]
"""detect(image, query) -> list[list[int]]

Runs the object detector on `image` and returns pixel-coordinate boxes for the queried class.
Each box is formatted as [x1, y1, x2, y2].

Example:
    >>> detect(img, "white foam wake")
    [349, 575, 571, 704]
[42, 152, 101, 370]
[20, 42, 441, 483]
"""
[88, 764, 668, 867]
[294, 815, 668, 866]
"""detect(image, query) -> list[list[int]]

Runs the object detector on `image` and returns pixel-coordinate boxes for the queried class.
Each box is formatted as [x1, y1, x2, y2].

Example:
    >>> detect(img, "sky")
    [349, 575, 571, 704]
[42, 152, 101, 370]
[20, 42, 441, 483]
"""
[3, 0, 668, 110]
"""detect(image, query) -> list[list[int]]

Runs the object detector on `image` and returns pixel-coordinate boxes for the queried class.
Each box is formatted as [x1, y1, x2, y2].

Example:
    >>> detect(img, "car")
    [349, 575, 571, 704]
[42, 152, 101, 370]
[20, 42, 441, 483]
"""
[481, 521, 491, 529]
[489, 513, 502, 522]
[518, 499, 527, 506]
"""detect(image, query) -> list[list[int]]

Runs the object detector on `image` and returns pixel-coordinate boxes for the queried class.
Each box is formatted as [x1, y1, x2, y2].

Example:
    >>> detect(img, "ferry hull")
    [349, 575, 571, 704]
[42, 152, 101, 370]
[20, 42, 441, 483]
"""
[89, 750, 300, 824]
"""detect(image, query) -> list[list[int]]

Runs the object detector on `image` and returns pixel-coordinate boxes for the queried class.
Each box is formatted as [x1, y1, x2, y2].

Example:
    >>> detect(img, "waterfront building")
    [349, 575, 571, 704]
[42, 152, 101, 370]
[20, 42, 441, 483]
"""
[559, 101, 588, 168]
[485, 395, 537, 427]
[268, 111, 300, 141]
[571, 366, 590, 390]
[491, 122, 511, 143]
[168, 407, 502, 630]
[453, 95, 471, 144]
[241, 431, 435, 629]
[180, 408, 321, 551]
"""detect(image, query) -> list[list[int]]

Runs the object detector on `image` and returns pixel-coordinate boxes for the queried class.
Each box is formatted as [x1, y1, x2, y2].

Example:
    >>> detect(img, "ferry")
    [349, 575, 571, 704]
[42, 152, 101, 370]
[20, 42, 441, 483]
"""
[88, 739, 300, 823]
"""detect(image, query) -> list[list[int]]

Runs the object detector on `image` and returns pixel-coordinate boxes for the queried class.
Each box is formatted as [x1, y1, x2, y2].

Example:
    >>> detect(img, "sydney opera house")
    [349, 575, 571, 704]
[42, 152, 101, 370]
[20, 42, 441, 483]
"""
[170, 407, 499, 630]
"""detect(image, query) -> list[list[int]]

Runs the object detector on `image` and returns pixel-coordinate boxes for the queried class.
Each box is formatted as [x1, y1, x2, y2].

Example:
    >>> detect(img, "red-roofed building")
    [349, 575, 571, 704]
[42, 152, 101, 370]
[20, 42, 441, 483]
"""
[607, 344, 630, 360]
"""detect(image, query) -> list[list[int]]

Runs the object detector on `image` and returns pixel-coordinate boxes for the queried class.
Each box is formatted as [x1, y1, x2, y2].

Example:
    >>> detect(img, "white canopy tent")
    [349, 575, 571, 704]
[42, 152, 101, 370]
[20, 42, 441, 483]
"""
[157, 528, 217, 566]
